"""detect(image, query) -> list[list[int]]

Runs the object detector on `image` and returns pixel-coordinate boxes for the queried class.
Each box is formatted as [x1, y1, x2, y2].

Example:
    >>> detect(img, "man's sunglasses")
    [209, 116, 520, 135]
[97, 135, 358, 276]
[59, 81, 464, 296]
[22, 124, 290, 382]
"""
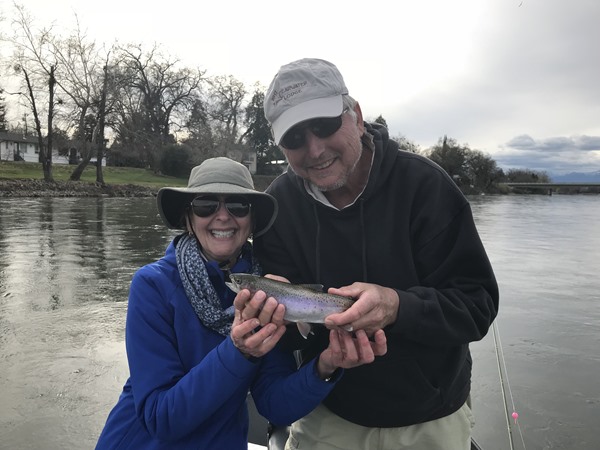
[280, 109, 348, 150]
[190, 196, 251, 218]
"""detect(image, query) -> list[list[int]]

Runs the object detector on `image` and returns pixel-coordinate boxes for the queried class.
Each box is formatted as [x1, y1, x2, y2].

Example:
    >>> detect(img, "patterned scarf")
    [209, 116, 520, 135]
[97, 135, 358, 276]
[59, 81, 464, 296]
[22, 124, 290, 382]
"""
[175, 233, 261, 336]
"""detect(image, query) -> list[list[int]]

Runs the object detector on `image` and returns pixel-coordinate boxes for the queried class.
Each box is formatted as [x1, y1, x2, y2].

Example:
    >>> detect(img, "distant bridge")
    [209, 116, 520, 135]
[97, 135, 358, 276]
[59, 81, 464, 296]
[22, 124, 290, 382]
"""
[500, 182, 600, 194]
[501, 182, 600, 188]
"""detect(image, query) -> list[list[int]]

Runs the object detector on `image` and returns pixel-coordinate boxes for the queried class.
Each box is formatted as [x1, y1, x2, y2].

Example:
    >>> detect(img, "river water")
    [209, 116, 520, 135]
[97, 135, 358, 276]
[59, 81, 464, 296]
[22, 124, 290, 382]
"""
[0, 195, 598, 450]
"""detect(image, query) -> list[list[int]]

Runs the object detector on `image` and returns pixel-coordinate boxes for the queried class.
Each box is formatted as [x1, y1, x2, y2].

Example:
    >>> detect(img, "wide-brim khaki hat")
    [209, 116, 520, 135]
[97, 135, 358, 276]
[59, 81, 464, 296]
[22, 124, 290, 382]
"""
[157, 157, 278, 237]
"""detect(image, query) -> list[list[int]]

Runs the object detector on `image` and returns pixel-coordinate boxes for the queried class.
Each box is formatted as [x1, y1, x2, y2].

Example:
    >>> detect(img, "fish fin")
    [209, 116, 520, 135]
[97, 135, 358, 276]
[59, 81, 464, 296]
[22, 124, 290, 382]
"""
[298, 284, 325, 292]
[224, 305, 235, 317]
[296, 322, 313, 339]
[225, 282, 240, 293]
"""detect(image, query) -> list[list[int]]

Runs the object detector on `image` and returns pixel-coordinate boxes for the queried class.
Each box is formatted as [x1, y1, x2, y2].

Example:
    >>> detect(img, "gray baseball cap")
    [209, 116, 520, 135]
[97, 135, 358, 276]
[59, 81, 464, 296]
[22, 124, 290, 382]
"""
[157, 157, 278, 237]
[264, 58, 349, 145]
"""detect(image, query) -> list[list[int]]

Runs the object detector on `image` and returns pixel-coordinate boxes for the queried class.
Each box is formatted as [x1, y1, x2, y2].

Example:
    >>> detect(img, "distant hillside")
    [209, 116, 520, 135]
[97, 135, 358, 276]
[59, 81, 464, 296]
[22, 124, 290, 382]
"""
[550, 171, 600, 183]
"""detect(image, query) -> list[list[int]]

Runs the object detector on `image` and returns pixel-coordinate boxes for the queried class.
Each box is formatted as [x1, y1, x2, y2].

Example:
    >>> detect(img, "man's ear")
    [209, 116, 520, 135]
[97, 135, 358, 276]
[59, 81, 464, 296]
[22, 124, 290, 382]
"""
[354, 102, 365, 135]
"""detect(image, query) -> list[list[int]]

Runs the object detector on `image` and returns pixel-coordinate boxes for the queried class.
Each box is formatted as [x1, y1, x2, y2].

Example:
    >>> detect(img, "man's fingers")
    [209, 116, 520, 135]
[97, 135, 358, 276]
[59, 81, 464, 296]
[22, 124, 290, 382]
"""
[371, 329, 388, 356]
[263, 274, 290, 283]
[324, 299, 368, 328]
[327, 284, 362, 298]
[328, 329, 341, 353]
[353, 329, 375, 363]
[343, 330, 361, 362]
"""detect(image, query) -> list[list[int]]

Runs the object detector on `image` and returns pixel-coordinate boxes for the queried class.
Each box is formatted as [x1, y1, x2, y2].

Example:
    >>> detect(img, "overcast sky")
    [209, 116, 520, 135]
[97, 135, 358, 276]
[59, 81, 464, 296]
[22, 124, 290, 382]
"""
[2, 0, 599, 175]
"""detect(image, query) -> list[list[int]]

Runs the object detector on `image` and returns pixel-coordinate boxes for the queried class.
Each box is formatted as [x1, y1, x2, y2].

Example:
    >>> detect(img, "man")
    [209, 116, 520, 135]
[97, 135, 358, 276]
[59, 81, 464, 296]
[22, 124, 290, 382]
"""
[253, 58, 499, 450]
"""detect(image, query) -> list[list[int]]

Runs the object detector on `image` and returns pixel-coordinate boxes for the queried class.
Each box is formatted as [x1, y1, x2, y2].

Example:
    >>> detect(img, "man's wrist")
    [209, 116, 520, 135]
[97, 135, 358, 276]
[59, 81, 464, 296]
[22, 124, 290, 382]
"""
[321, 367, 341, 382]
[316, 358, 339, 381]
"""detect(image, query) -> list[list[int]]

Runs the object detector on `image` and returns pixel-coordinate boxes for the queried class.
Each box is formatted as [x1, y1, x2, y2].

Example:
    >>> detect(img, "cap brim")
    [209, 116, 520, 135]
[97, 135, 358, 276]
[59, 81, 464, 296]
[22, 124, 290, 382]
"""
[271, 95, 343, 144]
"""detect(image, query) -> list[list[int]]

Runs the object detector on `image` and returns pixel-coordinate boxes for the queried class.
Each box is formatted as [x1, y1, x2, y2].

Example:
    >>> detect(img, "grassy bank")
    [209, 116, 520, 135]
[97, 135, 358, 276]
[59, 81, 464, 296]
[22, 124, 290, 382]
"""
[0, 160, 188, 188]
[0, 161, 278, 195]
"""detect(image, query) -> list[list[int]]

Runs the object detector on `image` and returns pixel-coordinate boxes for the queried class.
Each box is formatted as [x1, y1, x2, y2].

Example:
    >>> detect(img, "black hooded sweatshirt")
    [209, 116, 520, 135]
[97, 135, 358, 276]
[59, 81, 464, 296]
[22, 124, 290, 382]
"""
[254, 122, 499, 427]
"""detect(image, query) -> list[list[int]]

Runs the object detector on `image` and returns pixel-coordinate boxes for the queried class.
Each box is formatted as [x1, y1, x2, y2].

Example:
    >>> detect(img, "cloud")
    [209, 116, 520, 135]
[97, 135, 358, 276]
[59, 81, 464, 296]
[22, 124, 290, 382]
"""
[494, 134, 600, 174]
[380, 0, 600, 176]
[574, 136, 600, 151]
[505, 135, 600, 152]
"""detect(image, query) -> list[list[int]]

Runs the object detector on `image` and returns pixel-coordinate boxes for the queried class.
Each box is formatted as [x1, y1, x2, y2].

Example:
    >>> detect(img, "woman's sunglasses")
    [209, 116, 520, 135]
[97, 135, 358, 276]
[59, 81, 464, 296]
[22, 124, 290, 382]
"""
[280, 109, 348, 150]
[190, 196, 251, 218]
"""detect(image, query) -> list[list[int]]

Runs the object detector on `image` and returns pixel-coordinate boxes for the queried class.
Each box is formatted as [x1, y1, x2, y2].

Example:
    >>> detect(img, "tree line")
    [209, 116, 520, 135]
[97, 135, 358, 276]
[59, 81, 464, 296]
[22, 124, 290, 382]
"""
[0, 3, 548, 193]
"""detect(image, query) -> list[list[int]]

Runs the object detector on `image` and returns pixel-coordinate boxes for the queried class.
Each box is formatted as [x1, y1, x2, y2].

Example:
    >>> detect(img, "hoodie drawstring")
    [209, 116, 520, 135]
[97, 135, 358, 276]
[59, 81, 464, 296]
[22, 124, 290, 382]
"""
[312, 200, 369, 285]
[313, 203, 321, 284]
[359, 198, 368, 281]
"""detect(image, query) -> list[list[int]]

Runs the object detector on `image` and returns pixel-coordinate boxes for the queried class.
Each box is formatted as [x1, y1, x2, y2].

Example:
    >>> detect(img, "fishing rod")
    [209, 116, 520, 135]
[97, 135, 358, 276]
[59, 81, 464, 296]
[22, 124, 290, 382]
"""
[492, 320, 527, 450]
[493, 321, 515, 449]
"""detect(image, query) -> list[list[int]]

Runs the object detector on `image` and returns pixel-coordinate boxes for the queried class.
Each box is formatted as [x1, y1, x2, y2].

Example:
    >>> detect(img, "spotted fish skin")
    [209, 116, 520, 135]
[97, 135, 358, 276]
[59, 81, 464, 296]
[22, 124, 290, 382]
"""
[226, 273, 353, 324]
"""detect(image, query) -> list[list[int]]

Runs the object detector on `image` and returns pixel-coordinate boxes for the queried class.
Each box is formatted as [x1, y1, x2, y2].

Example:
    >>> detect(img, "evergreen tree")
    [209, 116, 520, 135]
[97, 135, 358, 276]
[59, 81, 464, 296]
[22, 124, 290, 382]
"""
[0, 91, 7, 132]
[374, 115, 388, 128]
[242, 87, 284, 174]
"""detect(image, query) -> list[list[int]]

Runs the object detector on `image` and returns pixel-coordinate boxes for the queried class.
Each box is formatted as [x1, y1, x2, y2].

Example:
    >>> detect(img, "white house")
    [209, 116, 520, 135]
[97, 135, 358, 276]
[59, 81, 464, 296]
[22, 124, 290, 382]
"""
[0, 131, 70, 164]
[225, 148, 257, 174]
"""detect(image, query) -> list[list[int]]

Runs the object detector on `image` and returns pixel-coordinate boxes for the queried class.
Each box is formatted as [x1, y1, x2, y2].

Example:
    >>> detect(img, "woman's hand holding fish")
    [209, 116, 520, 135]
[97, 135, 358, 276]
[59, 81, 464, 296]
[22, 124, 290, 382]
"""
[233, 286, 287, 327]
[231, 288, 287, 358]
[317, 329, 387, 379]
[230, 307, 287, 359]
[324, 283, 400, 336]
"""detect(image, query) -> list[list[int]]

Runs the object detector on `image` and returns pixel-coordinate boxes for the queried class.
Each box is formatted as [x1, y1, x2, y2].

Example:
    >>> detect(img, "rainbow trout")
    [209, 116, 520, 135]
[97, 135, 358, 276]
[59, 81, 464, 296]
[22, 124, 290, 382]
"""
[226, 273, 354, 338]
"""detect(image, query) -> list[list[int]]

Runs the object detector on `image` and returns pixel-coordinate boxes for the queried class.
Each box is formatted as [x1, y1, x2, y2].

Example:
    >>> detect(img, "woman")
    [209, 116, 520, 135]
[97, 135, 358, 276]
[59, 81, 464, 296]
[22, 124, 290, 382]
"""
[95, 157, 385, 450]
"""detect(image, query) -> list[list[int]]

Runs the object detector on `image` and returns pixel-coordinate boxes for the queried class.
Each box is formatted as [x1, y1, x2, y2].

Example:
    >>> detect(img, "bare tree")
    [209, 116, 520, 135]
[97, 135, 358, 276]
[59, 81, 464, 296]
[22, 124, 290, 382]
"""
[48, 19, 107, 181]
[7, 5, 128, 183]
[205, 75, 247, 152]
[112, 44, 204, 171]
[9, 4, 58, 181]
[94, 62, 109, 184]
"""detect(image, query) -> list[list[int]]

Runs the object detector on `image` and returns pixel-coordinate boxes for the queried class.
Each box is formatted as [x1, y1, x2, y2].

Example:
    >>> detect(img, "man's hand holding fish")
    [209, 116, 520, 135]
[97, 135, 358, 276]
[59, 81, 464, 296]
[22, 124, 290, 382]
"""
[324, 282, 400, 336]
[230, 274, 387, 380]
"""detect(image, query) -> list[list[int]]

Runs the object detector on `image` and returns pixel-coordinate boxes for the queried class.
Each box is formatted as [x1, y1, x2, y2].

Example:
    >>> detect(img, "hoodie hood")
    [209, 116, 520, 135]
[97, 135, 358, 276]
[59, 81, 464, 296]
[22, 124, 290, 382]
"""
[360, 122, 399, 199]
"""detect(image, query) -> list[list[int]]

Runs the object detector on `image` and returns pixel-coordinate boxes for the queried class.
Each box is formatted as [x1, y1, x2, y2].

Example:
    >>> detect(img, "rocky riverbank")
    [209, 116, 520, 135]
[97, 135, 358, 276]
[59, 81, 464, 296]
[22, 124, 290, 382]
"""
[0, 175, 278, 198]
[0, 179, 158, 198]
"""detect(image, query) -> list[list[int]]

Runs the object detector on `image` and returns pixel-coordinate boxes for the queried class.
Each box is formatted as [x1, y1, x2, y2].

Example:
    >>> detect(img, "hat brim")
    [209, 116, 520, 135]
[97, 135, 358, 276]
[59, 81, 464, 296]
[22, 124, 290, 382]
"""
[157, 183, 278, 238]
[271, 95, 343, 145]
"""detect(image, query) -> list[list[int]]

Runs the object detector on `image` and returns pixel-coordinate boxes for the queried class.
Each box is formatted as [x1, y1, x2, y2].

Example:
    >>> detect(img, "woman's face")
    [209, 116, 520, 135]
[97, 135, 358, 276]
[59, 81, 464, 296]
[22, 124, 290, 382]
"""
[188, 195, 252, 263]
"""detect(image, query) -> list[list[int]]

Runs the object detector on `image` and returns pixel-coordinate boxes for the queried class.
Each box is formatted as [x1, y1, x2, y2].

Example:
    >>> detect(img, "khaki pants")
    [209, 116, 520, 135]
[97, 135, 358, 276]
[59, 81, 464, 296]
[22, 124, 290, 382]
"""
[285, 401, 475, 450]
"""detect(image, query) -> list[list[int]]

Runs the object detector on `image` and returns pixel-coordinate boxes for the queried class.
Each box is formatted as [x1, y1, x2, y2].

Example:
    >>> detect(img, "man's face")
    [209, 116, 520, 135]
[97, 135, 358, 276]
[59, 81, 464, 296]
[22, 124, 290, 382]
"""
[281, 105, 365, 192]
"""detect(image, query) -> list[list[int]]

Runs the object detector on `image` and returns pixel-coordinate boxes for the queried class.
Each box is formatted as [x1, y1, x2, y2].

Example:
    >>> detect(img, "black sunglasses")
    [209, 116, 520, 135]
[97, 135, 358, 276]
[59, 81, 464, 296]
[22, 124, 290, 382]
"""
[190, 196, 251, 218]
[280, 109, 348, 150]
